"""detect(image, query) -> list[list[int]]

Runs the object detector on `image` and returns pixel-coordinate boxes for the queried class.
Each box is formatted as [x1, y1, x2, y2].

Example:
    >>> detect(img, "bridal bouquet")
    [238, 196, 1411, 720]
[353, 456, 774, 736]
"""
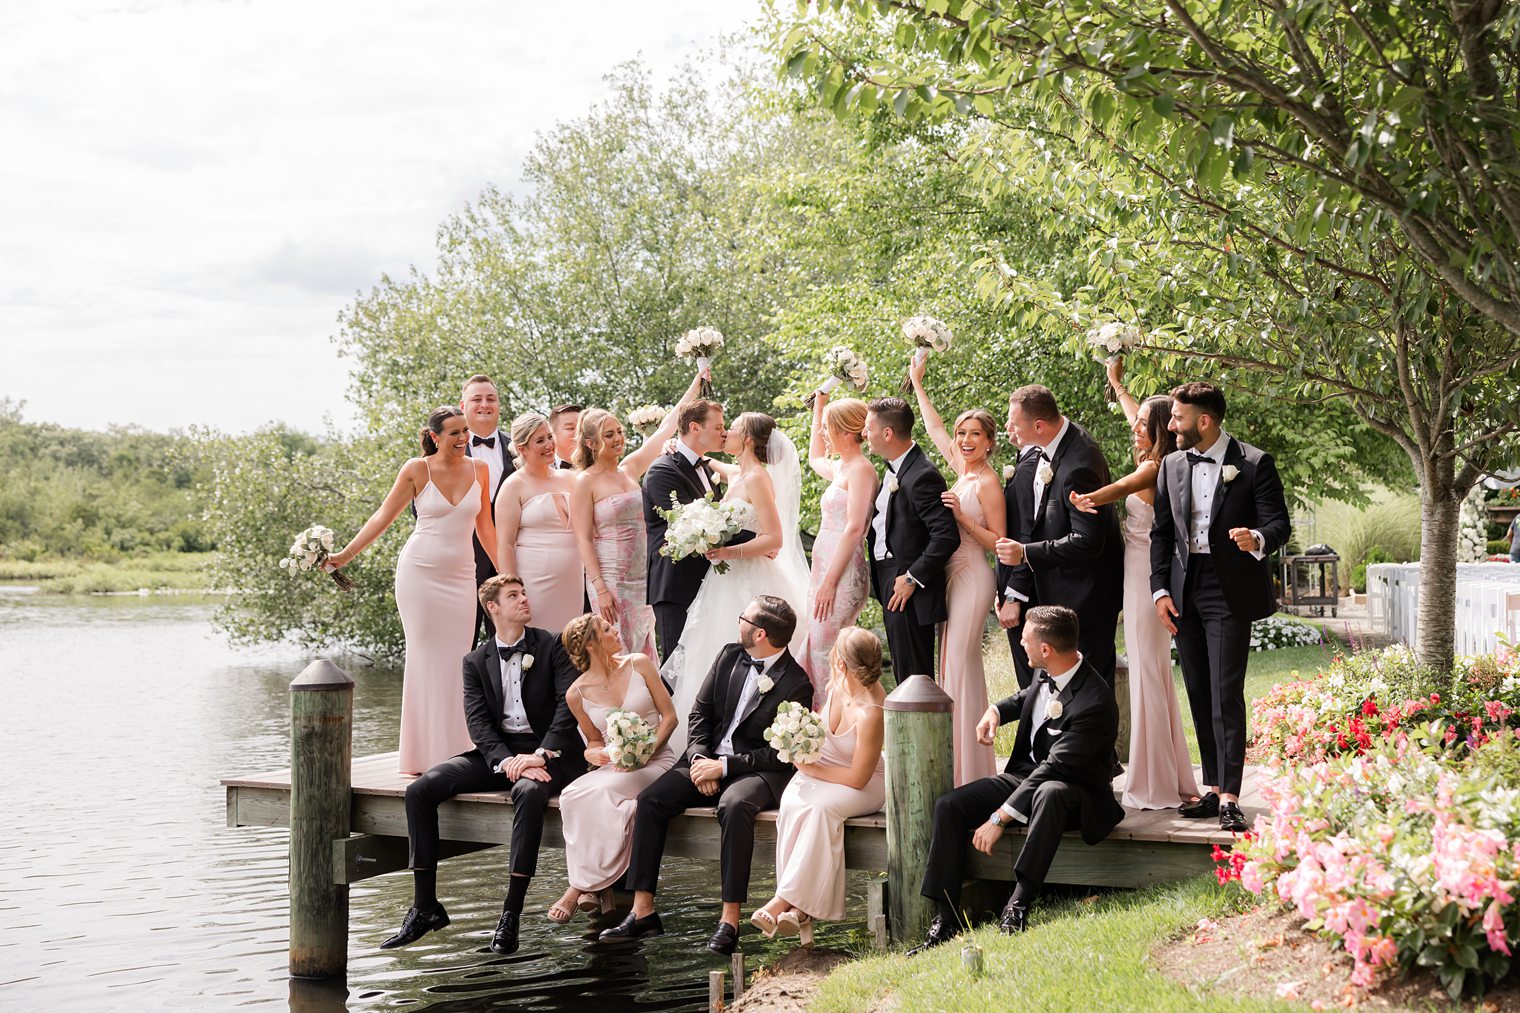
[899, 315, 953, 392]
[764, 701, 826, 765]
[1085, 320, 1142, 361]
[805, 346, 869, 410]
[604, 707, 658, 770]
[627, 404, 667, 439]
[658, 495, 754, 575]
[278, 524, 356, 591]
[676, 326, 724, 398]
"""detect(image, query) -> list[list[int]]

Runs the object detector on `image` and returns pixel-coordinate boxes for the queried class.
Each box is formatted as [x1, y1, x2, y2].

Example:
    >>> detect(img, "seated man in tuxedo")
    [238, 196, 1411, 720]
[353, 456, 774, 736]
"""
[909, 605, 1123, 952]
[381, 574, 585, 955]
[601, 595, 812, 955]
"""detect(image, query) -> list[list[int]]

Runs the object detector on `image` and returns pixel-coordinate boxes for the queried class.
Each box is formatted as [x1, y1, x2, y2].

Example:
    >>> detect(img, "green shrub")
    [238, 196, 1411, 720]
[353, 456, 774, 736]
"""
[1313, 489, 1422, 586]
[1351, 545, 1394, 592]
[1490, 537, 1513, 556]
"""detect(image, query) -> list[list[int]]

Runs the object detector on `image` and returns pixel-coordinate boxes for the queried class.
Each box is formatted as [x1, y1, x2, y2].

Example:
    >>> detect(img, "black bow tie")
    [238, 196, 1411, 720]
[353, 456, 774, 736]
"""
[740, 655, 765, 673]
[1037, 672, 1057, 691]
[472, 435, 496, 448]
[1186, 452, 1212, 466]
[498, 640, 527, 658]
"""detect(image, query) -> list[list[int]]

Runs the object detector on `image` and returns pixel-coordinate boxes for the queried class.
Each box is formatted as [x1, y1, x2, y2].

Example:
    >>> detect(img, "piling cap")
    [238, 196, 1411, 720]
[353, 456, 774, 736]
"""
[290, 658, 354, 692]
[883, 674, 952, 713]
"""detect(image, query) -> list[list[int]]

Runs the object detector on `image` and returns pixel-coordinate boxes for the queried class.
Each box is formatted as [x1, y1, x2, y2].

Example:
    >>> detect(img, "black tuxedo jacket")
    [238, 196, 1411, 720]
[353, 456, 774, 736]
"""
[461, 626, 584, 774]
[466, 435, 515, 583]
[684, 643, 813, 797]
[999, 421, 1123, 621]
[1150, 435, 1291, 621]
[994, 658, 1124, 844]
[642, 452, 753, 609]
[865, 444, 960, 626]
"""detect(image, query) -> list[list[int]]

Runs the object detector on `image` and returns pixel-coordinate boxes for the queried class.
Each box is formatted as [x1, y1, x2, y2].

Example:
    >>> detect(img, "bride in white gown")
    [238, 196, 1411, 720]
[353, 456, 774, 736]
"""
[662, 413, 811, 754]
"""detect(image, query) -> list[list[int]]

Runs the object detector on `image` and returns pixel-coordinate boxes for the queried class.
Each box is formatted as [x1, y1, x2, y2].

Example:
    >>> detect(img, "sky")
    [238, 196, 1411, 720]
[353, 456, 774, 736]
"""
[0, 0, 759, 434]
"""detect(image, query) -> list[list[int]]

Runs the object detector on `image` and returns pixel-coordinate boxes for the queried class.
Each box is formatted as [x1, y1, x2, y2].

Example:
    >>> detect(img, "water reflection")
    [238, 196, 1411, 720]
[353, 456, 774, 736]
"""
[0, 595, 868, 1010]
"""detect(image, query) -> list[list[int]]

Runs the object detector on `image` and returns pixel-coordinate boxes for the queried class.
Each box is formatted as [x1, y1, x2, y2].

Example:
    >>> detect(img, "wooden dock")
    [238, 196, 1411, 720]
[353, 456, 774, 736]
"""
[224, 751, 1259, 891]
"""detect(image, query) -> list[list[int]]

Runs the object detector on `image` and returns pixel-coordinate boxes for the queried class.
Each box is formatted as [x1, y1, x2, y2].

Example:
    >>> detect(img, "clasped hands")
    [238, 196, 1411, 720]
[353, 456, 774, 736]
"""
[501, 752, 551, 782]
[689, 756, 725, 796]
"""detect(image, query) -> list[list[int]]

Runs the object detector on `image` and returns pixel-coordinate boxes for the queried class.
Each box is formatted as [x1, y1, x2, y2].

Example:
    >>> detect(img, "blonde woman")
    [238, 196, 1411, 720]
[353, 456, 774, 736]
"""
[495, 413, 581, 637]
[752, 627, 887, 944]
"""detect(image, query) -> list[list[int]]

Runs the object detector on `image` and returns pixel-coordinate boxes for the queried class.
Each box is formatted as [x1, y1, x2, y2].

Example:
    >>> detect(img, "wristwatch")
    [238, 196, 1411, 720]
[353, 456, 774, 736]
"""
[534, 746, 558, 760]
[988, 811, 1006, 828]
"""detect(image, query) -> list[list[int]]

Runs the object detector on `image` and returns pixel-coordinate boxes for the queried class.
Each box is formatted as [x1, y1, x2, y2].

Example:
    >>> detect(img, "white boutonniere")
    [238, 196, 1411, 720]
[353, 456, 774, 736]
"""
[887, 474, 899, 493]
[1045, 699, 1063, 720]
[758, 675, 775, 693]
[1002, 464, 1016, 482]
[1222, 465, 1240, 484]
[521, 653, 535, 670]
[1036, 461, 1054, 486]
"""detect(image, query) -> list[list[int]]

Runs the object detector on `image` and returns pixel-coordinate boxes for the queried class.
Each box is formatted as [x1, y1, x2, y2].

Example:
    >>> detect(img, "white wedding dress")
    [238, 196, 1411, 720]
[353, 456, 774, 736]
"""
[662, 430, 810, 755]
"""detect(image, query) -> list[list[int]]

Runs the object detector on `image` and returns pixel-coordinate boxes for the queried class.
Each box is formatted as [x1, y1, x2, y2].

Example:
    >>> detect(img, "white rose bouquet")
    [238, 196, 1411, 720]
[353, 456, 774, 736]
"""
[900, 315, 953, 392]
[278, 524, 356, 592]
[658, 495, 755, 575]
[676, 326, 724, 398]
[627, 404, 667, 439]
[763, 700, 827, 765]
[603, 707, 658, 770]
[1085, 320, 1142, 362]
[805, 346, 870, 410]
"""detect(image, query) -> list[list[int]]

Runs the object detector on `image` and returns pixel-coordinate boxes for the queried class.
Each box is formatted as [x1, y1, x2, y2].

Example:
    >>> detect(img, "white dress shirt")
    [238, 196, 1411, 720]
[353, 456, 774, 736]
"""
[496, 637, 533, 736]
[1153, 432, 1264, 602]
[675, 438, 714, 496]
[1028, 418, 1069, 514]
[871, 445, 915, 561]
[1000, 654, 1083, 823]
[714, 650, 786, 774]
[469, 429, 505, 499]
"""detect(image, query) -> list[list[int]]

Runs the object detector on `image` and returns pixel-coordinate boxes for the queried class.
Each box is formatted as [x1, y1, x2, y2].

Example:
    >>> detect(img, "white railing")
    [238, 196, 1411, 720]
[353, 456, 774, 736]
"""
[1366, 562, 1520, 654]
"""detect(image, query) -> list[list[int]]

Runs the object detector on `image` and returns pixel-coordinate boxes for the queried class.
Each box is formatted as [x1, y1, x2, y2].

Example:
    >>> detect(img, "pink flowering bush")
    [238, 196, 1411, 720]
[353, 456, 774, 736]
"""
[1235, 647, 1520, 997]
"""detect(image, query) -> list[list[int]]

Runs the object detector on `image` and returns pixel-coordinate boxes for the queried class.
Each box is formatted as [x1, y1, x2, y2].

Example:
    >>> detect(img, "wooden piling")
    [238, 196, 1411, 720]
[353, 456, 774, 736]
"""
[708, 969, 725, 1011]
[882, 674, 953, 947]
[288, 659, 354, 979]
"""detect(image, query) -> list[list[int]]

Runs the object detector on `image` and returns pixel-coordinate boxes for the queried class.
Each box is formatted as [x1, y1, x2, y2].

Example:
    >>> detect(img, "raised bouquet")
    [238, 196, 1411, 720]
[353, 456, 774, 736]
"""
[604, 707, 658, 770]
[627, 404, 667, 439]
[805, 346, 869, 410]
[763, 701, 826, 765]
[1085, 320, 1141, 361]
[676, 326, 724, 398]
[658, 494, 754, 575]
[899, 315, 953, 392]
[278, 524, 356, 592]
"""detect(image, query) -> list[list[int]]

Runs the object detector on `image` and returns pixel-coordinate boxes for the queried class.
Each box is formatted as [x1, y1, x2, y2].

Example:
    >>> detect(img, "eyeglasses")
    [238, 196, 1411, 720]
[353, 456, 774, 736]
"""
[737, 614, 759, 628]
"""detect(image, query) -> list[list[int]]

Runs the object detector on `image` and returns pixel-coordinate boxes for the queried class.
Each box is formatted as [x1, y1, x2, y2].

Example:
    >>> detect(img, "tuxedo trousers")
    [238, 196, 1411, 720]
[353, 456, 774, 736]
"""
[1004, 626, 1035, 691]
[629, 764, 781, 903]
[875, 561, 937, 683]
[405, 737, 577, 878]
[1175, 555, 1251, 795]
[918, 770, 1082, 910]
[471, 536, 497, 646]
[654, 603, 688, 664]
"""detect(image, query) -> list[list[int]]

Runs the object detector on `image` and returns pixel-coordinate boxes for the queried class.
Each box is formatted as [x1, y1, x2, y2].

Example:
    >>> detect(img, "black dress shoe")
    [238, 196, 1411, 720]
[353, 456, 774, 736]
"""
[999, 899, 1028, 934]
[1178, 792, 1219, 818]
[706, 921, 739, 955]
[1219, 802, 1248, 833]
[597, 910, 664, 942]
[905, 915, 959, 956]
[379, 904, 450, 949]
[490, 910, 520, 954]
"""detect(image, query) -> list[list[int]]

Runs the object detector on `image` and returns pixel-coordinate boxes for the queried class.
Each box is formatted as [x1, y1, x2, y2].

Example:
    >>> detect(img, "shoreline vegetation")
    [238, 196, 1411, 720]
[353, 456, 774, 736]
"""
[0, 551, 215, 595]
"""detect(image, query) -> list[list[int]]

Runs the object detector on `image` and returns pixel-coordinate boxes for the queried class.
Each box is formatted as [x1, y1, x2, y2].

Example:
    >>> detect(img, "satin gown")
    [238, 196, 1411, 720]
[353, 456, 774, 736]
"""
[558, 668, 677, 892]
[515, 491, 583, 638]
[799, 480, 870, 703]
[1120, 493, 1200, 809]
[395, 474, 480, 775]
[773, 698, 885, 921]
[584, 489, 657, 657]
[938, 481, 997, 786]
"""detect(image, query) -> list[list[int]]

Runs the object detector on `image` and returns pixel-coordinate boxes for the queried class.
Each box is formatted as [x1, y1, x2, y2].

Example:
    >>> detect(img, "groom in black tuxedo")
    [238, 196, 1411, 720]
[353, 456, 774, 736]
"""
[995, 385, 1124, 690]
[380, 574, 585, 955]
[910, 606, 1124, 951]
[1151, 381, 1289, 832]
[643, 398, 744, 661]
[603, 595, 812, 956]
[863, 397, 959, 682]
[461, 374, 516, 643]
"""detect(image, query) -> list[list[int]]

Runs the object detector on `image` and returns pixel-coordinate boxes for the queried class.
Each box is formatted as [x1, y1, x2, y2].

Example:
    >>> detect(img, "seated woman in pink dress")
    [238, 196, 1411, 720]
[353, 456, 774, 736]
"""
[569, 368, 707, 659]
[549, 613, 679, 922]
[797, 393, 875, 703]
[495, 413, 582, 636]
[1069, 357, 1200, 811]
[751, 626, 886, 945]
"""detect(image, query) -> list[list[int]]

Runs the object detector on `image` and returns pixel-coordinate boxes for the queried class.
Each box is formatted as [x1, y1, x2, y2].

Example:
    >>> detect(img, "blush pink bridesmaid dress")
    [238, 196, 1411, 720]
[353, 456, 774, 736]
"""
[938, 481, 996, 786]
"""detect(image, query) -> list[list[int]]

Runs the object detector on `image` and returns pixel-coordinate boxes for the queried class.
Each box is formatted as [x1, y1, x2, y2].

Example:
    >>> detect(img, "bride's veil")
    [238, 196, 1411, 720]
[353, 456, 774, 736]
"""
[767, 428, 811, 616]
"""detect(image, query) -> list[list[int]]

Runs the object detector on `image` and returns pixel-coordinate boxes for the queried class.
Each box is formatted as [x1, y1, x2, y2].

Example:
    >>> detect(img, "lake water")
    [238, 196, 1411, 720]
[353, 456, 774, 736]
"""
[0, 594, 871, 1011]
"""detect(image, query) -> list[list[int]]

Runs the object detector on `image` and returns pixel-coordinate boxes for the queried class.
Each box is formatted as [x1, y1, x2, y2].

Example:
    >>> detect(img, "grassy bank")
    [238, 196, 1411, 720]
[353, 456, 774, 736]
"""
[0, 552, 214, 594]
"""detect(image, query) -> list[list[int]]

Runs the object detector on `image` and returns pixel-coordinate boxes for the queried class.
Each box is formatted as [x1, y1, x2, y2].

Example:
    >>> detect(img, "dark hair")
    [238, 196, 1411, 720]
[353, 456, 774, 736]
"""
[677, 398, 721, 436]
[462, 374, 496, 397]
[1009, 384, 1060, 424]
[549, 404, 583, 427]
[1025, 605, 1080, 654]
[1171, 381, 1227, 422]
[866, 396, 914, 439]
[421, 406, 465, 456]
[1139, 395, 1175, 466]
[735, 412, 776, 465]
[477, 573, 524, 612]
[749, 594, 797, 647]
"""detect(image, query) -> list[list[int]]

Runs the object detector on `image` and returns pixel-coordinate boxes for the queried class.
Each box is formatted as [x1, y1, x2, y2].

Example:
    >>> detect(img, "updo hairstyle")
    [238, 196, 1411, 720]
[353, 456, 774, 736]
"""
[420, 406, 465, 456]
[561, 613, 601, 673]
[508, 412, 550, 465]
[824, 398, 867, 449]
[734, 412, 777, 465]
[830, 626, 884, 688]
